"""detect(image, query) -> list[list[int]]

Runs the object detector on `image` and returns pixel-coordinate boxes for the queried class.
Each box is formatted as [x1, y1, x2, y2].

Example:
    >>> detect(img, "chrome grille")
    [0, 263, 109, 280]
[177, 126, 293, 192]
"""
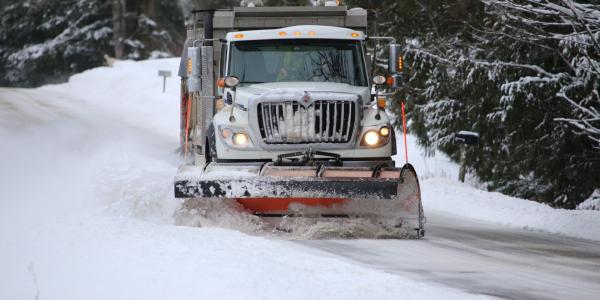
[257, 100, 356, 144]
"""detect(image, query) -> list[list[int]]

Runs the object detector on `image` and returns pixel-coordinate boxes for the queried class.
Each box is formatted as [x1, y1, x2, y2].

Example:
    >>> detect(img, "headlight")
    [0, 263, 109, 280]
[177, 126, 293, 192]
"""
[232, 133, 248, 145]
[360, 126, 391, 148]
[379, 126, 390, 137]
[219, 126, 254, 149]
[363, 131, 380, 146]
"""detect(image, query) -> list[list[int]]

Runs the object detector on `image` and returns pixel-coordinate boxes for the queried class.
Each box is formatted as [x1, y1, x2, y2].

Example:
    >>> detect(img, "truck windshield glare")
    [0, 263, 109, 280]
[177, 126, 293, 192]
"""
[229, 39, 367, 86]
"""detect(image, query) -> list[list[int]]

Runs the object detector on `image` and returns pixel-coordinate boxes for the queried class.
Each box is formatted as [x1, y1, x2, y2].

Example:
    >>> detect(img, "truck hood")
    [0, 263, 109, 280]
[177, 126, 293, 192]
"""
[233, 82, 370, 108]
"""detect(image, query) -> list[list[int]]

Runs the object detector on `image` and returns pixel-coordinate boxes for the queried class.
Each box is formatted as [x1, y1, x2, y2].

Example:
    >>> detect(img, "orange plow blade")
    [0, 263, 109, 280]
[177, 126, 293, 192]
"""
[237, 197, 347, 215]
[174, 162, 425, 238]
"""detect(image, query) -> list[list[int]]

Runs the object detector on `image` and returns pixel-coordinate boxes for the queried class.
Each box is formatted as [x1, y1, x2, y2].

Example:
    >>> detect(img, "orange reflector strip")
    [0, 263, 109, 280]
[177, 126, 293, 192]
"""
[398, 56, 404, 71]
[187, 58, 192, 75]
[237, 198, 346, 212]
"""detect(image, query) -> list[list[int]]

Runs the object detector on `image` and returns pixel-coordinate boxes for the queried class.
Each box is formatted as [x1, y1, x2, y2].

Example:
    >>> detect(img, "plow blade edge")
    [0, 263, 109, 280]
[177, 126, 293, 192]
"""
[175, 177, 399, 199]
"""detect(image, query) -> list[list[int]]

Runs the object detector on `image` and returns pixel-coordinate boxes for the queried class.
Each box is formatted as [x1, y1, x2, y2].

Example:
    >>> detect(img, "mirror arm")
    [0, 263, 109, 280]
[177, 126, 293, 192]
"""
[228, 87, 237, 122]
[367, 36, 397, 44]
[376, 90, 398, 97]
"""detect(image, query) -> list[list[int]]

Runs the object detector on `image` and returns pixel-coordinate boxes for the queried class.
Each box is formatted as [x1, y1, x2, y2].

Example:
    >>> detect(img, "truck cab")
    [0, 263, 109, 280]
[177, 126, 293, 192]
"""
[213, 25, 393, 162]
[179, 6, 398, 166]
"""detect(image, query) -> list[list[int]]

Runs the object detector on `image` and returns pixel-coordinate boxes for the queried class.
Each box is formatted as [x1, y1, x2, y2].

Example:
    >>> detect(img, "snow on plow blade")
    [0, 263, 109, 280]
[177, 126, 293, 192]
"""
[174, 162, 425, 237]
[175, 172, 398, 199]
[175, 163, 413, 200]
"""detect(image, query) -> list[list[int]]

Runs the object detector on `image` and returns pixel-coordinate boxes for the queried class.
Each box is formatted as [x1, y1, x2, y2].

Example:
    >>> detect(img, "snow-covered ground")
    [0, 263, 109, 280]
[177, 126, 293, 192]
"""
[394, 136, 600, 241]
[1, 58, 599, 299]
[577, 189, 600, 210]
[0, 59, 486, 300]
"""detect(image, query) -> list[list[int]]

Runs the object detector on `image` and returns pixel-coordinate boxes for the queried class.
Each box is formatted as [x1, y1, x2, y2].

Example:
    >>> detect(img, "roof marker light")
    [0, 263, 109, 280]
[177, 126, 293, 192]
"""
[294, 31, 302, 36]
[308, 31, 316, 36]
[279, 31, 287, 36]
[351, 32, 360, 37]
[234, 33, 244, 39]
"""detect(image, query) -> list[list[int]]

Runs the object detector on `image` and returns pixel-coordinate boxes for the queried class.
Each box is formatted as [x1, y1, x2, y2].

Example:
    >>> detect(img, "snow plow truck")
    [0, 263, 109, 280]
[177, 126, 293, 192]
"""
[174, 4, 425, 238]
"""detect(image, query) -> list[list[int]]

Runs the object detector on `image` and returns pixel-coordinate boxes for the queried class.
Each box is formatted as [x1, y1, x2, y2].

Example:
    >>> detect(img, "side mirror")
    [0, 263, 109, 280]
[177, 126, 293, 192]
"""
[387, 44, 404, 89]
[388, 44, 404, 74]
[454, 131, 479, 145]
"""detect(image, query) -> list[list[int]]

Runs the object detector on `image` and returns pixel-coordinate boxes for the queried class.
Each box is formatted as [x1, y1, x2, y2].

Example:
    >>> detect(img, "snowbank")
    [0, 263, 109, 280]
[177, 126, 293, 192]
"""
[394, 134, 600, 241]
[422, 177, 600, 241]
[577, 189, 600, 211]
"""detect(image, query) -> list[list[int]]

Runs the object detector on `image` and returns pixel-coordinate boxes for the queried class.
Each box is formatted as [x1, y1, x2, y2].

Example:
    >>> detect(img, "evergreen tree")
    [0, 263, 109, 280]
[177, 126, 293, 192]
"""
[0, 0, 185, 87]
[263, 0, 310, 6]
[346, 0, 600, 208]
[179, 0, 240, 13]
[1, 0, 114, 87]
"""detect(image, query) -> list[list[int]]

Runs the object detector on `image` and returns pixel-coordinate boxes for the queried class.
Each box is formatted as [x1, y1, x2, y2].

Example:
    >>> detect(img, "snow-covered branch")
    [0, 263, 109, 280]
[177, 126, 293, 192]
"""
[482, 0, 600, 148]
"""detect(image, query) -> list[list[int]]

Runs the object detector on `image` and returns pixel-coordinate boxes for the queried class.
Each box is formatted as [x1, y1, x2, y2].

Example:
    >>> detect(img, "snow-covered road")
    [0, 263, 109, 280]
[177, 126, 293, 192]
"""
[299, 212, 600, 300]
[1, 59, 599, 300]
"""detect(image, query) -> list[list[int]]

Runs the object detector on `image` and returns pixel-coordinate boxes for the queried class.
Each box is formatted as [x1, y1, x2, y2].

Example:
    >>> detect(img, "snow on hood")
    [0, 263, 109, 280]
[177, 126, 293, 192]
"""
[233, 82, 370, 107]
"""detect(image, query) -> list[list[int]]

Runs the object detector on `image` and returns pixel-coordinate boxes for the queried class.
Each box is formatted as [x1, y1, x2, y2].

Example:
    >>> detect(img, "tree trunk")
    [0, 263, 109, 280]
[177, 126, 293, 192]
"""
[144, 0, 155, 17]
[112, 0, 126, 59]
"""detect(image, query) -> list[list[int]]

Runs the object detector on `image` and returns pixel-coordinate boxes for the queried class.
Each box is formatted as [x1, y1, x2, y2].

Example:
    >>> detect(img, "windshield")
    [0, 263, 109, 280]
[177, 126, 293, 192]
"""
[228, 39, 367, 86]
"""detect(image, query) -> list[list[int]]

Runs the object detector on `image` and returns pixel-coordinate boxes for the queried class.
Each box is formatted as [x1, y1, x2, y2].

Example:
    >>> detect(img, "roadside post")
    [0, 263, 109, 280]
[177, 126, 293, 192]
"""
[454, 131, 479, 182]
[158, 70, 172, 93]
